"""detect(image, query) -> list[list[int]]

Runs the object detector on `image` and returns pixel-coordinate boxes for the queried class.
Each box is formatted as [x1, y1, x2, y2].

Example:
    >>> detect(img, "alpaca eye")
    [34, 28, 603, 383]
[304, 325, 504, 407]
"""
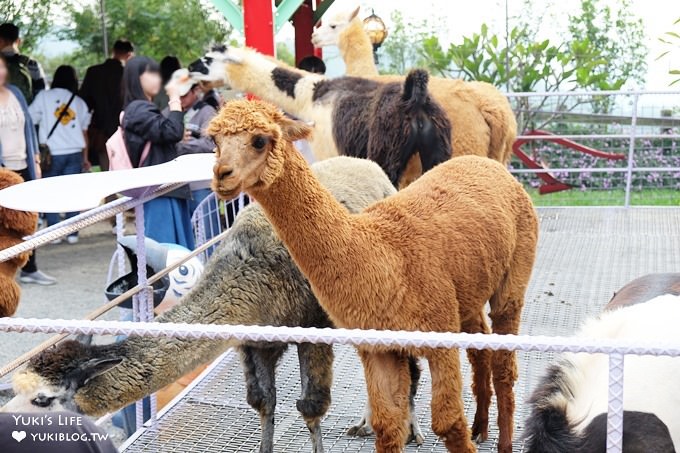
[330, 25, 336, 29]
[31, 395, 56, 408]
[252, 136, 267, 150]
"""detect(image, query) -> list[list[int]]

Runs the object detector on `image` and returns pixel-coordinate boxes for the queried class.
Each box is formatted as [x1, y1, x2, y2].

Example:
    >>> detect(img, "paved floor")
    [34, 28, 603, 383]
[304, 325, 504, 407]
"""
[120, 207, 680, 453]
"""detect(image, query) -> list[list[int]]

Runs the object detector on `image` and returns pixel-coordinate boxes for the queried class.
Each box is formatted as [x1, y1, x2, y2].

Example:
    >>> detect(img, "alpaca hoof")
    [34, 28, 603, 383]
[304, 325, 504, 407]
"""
[407, 432, 425, 446]
[471, 420, 488, 443]
[347, 425, 373, 438]
[472, 432, 487, 444]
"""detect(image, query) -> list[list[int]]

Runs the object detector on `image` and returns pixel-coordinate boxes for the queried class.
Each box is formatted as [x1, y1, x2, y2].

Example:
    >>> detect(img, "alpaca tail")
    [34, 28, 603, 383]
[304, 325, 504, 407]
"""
[402, 69, 430, 107]
[468, 81, 517, 164]
[523, 364, 582, 453]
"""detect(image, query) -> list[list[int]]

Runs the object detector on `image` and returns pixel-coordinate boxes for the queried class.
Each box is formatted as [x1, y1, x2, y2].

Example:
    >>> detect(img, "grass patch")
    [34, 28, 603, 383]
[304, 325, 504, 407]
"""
[526, 188, 680, 207]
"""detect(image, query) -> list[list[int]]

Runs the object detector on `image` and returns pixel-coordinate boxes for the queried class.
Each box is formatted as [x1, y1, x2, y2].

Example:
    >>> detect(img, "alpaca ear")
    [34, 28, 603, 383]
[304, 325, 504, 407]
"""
[279, 116, 312, 142]
[77, 357, 124, 386]
[349, 6, 361, 20]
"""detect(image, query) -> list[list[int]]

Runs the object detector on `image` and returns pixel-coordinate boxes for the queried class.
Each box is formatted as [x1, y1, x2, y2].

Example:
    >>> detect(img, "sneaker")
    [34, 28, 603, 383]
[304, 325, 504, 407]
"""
[19, 270, 57, 286]
[67, 235, 79, 244]
[51, 238, 63, 245]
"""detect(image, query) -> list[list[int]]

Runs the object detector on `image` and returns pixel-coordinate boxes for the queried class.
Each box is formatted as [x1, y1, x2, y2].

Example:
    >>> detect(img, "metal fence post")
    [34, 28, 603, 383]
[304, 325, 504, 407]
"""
[607, 353, 625, 453]
[623, 93, 639, 208]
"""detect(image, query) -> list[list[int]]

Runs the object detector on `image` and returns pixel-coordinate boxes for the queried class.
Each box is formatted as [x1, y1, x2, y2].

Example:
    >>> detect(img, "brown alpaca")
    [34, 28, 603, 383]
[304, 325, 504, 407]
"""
[0, 169, 38, 317]
[208, 100, 538, 453]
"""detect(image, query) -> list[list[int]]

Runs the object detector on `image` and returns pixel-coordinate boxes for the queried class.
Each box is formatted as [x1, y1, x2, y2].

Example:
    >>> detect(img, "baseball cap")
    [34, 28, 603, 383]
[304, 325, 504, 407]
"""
[169, 68, 197, 96]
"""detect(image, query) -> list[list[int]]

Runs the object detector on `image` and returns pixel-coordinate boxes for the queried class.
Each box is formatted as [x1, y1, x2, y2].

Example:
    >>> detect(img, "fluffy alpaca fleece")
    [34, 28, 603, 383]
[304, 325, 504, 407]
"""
[524, 293, 680, 452]
[4, 157, 425, 453]
[206, 46, 514, 187]
[311, 4, 517, 174]
[0, 169, 38, 316]
[209, 100, 539, 453]
[212, 48, 451, 188]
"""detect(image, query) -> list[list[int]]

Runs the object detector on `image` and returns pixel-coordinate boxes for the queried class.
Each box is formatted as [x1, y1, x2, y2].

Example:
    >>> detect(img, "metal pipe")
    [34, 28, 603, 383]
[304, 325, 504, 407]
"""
[624, 94, 640, 207]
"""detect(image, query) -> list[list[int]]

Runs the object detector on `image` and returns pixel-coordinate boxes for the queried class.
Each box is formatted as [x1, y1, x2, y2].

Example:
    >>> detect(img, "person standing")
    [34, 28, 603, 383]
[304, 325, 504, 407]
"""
[0, 54, 55, 285]
[164, 69, 216, 213]
[0, 23, 47, 104]
[29, 65, 91, 244]
[121, 56, 194, 249]
[79, 39, 134, 171]
[154, 56, 181, 110]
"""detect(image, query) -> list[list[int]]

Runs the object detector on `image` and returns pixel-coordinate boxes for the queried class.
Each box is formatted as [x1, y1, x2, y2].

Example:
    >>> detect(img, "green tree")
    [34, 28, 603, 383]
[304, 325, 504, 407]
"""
[377, 10, 441, 75]
[0, 0, 53, 54]
[658, 17, 680, 86]
[276, 42, 295, 67]
[567, 0, 647, 90]
[63, 0, 232, 73]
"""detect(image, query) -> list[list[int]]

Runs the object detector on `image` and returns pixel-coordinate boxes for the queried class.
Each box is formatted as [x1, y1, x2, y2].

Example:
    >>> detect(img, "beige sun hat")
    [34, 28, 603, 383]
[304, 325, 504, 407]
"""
[169, 68, 198, 96]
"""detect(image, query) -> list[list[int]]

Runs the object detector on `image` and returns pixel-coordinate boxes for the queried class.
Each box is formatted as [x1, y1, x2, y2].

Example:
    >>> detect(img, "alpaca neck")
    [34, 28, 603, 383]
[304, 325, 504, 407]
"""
[226, 52, 321, 120]
[339, 19, 378, 76]
[252, 145, 359, 298]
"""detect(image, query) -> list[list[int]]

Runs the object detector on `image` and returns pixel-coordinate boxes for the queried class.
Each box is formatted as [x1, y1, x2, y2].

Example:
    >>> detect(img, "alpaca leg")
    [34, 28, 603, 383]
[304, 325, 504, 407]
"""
[489, 264, 532, 453]
[348, 355, 424, 445]
[297, 342, 333, 453]
[406, 356, 424, 445]
[240, 345, 286, 453]
[358, 349, 412, 453]
[461, 312, 493, 443]
[425, 349, 476, 453]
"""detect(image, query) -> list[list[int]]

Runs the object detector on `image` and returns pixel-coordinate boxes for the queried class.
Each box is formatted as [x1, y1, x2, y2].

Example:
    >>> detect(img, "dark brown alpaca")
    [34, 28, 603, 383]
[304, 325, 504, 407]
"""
[208, 100, 539, 453]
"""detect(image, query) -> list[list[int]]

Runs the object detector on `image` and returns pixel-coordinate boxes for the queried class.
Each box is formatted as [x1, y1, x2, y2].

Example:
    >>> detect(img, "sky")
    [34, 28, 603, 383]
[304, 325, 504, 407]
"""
[40, 0, 680, 90]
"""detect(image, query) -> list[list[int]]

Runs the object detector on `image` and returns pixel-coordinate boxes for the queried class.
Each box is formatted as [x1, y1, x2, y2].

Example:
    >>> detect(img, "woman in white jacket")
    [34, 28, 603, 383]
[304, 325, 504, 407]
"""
[29, 65, 91, 244]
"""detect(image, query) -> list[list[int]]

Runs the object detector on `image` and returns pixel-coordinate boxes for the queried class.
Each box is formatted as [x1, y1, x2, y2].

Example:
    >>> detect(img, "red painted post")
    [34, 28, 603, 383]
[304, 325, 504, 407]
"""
[293, 0, 315, 64]
[314, 0, 323, 59]
[243, 0, 275, 56]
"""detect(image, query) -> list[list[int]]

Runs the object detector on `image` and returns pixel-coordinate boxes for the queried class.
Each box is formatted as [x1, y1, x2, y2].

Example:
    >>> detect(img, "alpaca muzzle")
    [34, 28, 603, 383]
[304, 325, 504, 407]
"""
[215, 165, 234, 180]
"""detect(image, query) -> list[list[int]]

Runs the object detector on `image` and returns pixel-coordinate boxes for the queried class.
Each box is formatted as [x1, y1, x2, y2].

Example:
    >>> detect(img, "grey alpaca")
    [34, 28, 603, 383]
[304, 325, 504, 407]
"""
[3, 157, 421, 452]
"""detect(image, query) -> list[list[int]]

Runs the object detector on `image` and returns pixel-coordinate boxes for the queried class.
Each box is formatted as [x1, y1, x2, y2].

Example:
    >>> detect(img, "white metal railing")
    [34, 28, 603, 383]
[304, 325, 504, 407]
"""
[506, 90, 680, 207]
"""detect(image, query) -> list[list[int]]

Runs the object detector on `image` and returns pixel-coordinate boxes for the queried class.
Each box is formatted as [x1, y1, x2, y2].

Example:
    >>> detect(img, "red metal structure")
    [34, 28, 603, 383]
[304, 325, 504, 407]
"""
[513, 130, 626, 194]
[243, 0, 275, 55]
[292, 0, 322, 64]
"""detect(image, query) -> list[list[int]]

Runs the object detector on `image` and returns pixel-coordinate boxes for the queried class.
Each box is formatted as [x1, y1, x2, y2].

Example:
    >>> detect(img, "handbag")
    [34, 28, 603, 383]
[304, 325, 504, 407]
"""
[39, 91, 77, 173]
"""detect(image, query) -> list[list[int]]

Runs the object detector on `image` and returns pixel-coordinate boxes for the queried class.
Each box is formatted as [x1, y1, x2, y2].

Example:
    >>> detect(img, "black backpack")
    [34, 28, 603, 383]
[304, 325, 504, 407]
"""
[5, 54, 33, 103]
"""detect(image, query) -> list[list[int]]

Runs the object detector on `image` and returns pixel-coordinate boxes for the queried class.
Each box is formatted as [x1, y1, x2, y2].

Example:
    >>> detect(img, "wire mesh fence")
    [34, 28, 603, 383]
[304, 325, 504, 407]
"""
[507, 90, 680, 207]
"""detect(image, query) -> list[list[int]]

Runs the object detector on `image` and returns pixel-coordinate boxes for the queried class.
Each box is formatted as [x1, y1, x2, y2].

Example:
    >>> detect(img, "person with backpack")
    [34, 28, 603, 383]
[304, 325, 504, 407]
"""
[0, 53, 56, 285]
[0, 23, 47, 104]
[29, 65, 91, 244]
[118, 56, 194, 249]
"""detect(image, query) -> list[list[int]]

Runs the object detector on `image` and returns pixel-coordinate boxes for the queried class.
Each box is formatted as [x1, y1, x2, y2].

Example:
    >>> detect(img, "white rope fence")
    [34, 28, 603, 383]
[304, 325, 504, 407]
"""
[1, 318, 679, 355]
[4, 318, 680, 452]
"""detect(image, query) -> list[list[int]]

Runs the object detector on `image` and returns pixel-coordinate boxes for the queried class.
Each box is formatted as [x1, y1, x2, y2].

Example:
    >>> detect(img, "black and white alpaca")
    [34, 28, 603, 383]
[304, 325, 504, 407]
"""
[524, 292, 680, 453]
[201, 48, 452, 188]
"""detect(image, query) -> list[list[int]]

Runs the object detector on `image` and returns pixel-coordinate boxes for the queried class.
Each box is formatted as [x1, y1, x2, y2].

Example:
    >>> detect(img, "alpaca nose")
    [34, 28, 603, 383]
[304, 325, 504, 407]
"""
[215, 165, 234, 180]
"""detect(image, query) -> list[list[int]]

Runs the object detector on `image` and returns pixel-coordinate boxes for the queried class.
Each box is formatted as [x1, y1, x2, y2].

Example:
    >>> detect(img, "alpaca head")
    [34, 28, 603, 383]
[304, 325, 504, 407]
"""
[208, 100, 311, 200]
[311, 5, 361, 47]
[1, 340, 123, 414]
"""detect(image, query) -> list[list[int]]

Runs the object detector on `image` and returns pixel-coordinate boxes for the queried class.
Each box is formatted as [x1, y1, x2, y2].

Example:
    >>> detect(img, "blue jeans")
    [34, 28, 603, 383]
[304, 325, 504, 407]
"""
[44, 151, 82, 233]
[143, 196, 195, 250]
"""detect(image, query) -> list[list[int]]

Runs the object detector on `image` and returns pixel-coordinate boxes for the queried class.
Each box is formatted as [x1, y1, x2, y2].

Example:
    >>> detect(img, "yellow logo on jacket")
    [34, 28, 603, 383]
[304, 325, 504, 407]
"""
[53, 104, 75, 125]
